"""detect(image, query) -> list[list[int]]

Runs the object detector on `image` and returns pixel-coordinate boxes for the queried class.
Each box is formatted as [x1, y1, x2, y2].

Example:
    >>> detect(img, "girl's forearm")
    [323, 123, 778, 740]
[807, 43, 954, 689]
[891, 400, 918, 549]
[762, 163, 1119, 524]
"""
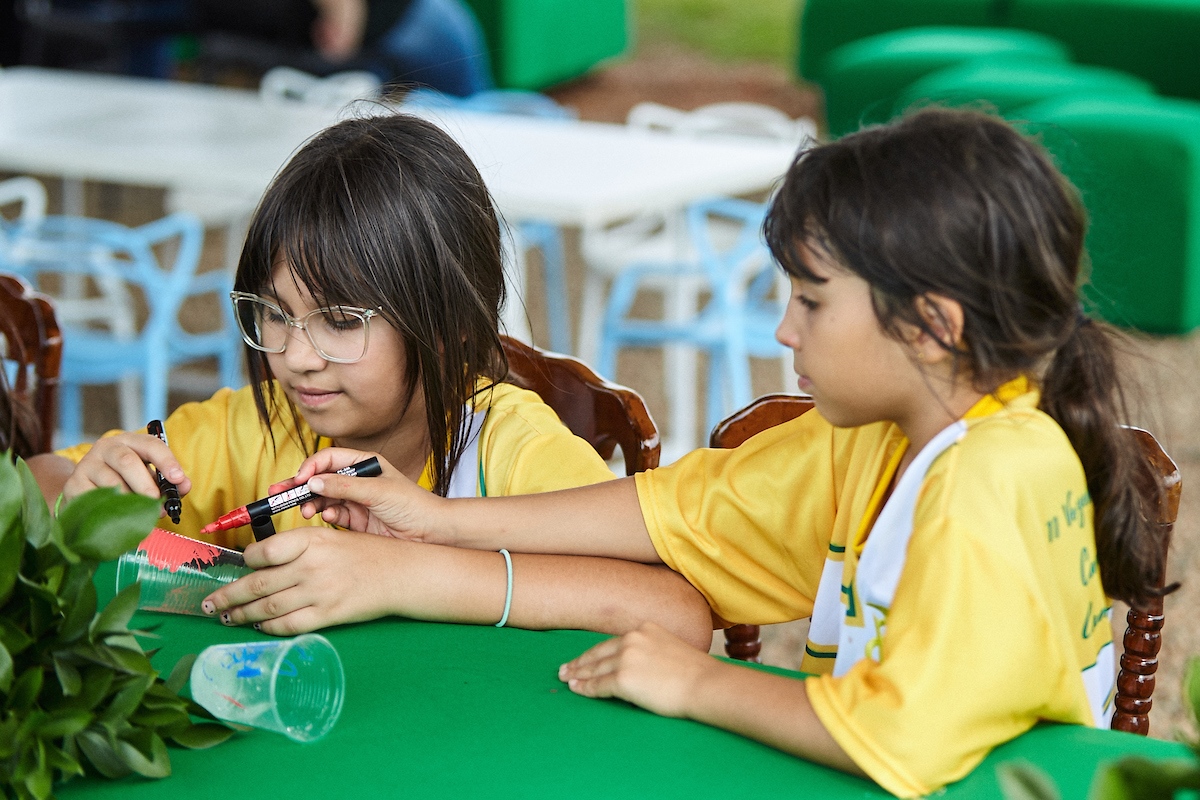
[381, 541, 712, 647]
[687, 661, 863, 776]
[436, 478, 661, 563]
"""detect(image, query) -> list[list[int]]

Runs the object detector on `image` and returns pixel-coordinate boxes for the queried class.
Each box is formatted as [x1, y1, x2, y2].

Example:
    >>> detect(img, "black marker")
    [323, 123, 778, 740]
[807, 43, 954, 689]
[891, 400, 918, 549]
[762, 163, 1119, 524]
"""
[147, 420, 182, 524]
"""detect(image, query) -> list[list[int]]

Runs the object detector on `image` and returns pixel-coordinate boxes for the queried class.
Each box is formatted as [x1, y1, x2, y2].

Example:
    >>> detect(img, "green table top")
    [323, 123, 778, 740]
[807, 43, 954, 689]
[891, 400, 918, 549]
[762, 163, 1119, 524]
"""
[57, 561, 1191, 799]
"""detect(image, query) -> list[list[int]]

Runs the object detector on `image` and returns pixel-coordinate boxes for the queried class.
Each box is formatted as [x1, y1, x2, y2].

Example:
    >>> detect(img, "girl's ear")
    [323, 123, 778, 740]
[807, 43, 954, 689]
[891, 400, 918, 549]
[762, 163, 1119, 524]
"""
[911, 293, 965, 364]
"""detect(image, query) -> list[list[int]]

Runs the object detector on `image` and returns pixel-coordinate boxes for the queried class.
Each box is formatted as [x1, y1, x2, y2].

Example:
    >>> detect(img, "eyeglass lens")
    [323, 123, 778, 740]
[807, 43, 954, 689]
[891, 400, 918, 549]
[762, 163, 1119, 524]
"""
[234, 296, 370, 362]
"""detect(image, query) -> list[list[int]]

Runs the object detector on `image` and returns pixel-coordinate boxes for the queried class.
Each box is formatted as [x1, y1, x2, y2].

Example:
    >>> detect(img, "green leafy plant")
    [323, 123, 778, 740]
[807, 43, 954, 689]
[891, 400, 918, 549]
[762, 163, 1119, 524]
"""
[0, 452, 232, 799]
[999, 657, 1200, 800]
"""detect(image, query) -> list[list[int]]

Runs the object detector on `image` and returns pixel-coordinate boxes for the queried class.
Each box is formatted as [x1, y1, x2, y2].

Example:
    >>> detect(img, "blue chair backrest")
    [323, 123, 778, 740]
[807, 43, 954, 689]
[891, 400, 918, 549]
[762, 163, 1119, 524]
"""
[684, 197, 775, 309]
[405, 87, 576, 119]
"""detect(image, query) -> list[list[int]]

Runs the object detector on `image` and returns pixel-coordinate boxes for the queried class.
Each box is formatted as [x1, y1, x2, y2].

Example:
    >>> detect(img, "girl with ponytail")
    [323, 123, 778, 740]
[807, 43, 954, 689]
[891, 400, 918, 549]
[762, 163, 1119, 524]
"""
[206, 107, 1176, 798]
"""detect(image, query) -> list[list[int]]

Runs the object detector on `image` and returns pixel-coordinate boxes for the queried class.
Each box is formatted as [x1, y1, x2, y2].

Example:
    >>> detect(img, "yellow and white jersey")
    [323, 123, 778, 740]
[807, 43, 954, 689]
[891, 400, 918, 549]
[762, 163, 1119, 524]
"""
[638, 378, 1114, 798]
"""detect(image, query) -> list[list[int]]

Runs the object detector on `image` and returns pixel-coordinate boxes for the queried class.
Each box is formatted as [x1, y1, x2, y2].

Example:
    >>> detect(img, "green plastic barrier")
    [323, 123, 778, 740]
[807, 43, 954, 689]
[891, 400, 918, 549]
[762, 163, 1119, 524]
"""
[894, 59, 1155, 119]
[1010, 0, 1200, 100]
[463, 0, 628, 90]
[798, 0, 1005, 81]
[1021, 95, 1200, 333]
[817, 26, 1071, 137]
[54, 560, 1196, 798]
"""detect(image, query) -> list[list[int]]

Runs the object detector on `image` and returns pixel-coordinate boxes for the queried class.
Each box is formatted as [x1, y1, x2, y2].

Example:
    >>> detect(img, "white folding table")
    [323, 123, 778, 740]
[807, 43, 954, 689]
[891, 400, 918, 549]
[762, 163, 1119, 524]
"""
[0, 66, 798, 449]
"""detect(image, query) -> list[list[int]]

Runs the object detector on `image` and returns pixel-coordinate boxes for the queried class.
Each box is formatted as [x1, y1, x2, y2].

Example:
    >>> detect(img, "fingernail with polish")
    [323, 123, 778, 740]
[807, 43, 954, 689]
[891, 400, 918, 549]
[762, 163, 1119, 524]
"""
[221, 612, 231, 625]
[253, 623, 261, 631]
[201, 600, 214, 615]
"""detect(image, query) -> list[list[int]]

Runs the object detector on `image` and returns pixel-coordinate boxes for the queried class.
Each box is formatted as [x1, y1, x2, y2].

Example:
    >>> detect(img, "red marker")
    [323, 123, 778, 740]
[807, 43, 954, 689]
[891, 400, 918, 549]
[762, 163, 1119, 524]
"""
[200, 457, 382, 535]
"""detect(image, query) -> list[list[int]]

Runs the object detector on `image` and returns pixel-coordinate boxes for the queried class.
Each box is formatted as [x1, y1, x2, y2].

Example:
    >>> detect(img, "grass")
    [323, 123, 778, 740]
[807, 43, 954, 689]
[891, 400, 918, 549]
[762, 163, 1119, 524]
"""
[632, 0, 804, 68]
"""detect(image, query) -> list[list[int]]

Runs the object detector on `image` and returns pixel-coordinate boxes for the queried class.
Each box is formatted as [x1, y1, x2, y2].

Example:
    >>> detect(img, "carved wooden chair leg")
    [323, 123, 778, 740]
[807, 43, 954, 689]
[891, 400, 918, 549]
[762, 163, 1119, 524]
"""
[724, 623, 763, 663]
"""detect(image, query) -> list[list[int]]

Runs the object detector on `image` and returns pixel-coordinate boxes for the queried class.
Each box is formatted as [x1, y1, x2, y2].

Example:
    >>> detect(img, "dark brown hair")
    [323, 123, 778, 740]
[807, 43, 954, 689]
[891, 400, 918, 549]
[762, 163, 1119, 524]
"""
[764, 106, 1174, 609]
[234, 112, 507, 496]
[0, 367, 39, 461]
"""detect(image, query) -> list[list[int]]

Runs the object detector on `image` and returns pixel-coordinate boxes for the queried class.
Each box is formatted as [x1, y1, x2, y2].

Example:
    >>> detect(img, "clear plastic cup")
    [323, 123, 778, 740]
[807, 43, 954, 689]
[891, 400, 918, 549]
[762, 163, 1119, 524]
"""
[189, 634, 345, 743]
[116, 531, 251, 616]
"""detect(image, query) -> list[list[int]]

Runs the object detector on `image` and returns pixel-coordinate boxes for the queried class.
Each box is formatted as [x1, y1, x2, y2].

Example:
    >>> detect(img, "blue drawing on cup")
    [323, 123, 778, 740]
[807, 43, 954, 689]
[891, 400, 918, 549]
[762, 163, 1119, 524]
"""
[222, 646, 264, 679]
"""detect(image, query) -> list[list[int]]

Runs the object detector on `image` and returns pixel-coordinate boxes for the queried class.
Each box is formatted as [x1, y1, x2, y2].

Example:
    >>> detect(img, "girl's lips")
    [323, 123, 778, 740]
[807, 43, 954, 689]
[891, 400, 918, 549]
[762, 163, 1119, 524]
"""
[293, 387, 340, 407]
[797, 375, 814, 393]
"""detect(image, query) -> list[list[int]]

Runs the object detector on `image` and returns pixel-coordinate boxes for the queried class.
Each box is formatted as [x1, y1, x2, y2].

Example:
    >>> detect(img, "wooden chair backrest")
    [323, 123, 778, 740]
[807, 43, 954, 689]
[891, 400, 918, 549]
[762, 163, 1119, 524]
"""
[0, 272, 62, 454]
[707, 394, 1180, 736]
[708, 394, 813, 663]
[500, 335, 660, 475]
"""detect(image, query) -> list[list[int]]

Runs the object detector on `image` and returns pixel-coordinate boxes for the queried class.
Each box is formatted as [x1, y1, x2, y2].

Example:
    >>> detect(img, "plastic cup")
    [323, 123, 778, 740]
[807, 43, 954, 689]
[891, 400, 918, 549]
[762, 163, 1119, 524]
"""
[116, 549, 250, 616]
[189, 634, 345, 743]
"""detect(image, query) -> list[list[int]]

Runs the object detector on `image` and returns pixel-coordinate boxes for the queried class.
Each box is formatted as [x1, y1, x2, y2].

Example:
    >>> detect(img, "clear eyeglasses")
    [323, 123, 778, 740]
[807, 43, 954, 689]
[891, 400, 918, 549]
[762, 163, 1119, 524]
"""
[230, 292, 380, 364]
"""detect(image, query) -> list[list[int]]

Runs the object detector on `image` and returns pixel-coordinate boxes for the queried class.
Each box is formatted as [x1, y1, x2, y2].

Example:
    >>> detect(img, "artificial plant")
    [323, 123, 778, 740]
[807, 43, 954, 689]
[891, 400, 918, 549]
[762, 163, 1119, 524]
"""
[999, 656, 1200, 800]
[0, 452, 232, 799]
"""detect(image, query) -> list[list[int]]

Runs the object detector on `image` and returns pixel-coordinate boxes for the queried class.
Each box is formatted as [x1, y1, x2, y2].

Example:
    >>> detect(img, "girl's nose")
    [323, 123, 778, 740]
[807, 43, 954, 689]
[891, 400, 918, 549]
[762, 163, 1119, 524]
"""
[281, 326, 326, 372]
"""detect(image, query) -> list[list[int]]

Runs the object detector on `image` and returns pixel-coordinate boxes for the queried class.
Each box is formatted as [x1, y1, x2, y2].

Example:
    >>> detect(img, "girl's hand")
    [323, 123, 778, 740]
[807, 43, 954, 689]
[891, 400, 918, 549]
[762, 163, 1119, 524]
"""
[62, 432, 191, 511]
[277, 447, 444, 540]
[558, 622, 714, 719]
[201, 528, 397, 635]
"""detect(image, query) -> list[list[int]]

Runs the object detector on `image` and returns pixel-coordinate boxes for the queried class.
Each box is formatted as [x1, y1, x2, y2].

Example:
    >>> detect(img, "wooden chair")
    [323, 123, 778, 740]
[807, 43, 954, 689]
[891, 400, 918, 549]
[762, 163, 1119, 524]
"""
[707, 393, 1180, 736]
[0, 273, 63, 454]
[500, 335, 660, 476]
[708, 393, 814, 662]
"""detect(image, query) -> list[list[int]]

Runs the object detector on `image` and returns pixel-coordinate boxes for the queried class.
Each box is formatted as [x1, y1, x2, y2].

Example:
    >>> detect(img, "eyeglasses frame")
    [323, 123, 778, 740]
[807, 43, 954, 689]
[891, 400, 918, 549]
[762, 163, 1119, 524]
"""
[230, 291, 381, 364]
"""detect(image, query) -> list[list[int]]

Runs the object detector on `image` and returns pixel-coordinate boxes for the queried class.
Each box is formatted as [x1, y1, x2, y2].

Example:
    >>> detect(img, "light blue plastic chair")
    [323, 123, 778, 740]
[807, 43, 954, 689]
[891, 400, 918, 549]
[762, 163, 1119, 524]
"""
[0, 210, 242, 445]
[597, 197, 788, 434]
[405, 87, 575, 353]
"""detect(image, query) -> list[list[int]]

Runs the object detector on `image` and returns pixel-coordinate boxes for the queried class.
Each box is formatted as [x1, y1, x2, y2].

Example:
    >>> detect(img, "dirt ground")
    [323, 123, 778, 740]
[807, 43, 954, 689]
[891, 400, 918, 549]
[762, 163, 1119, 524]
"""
[40, 42, 1197, 743]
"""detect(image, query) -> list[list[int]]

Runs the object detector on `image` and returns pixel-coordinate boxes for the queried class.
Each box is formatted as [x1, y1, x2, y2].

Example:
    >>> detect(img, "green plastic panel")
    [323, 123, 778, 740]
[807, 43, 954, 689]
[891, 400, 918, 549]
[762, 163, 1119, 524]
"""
[818, 26, 1071, 136]
[894, 58, 1155, 119]
[464, 0, 629, 90]
[798, 0, 1005, 80]
[1022, 95, 1200, 333]
[1010, 0, 1200, 99]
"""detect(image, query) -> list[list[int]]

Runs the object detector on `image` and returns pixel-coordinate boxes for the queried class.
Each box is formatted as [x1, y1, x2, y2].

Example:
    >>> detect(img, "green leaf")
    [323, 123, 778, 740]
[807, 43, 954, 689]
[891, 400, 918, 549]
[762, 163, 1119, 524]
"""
[168, 722, 235, 749]
[56, 488, 159, 562]
[22, 764, 51, 800]
[44, 742, 83, 780]
[0, 616, 34, 657]
[89, 583, 141, 638]
[0, 642, 12, 695]
[164, 653, 196, 695]
[0, 479, 25, 607]
[115, 729, 171, 779]
[57, 580, 97, 646]
[15, 458, 51, 557]
[1185, 656, 1200, 730]
[0, 454, 22, 539]
[34, 710, 91, 739]
[7, 667, 44, 712]
[76, 730, 132, 779]
[53, 656, 82, 696]
[997, 761, 1061, 800]
[72, 642, 153, 675]
[100, 674, 154, 724]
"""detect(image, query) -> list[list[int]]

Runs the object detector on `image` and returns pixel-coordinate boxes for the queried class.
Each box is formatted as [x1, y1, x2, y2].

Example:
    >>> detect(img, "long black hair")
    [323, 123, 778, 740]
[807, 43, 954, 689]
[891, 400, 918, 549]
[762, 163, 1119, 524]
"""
[234, 112, 507, 496]
[765, 107, 1174, 609]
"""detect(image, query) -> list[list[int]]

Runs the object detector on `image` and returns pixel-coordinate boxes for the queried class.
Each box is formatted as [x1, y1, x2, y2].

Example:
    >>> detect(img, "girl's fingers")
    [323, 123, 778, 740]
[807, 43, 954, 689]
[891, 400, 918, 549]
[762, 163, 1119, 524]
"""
[560, 636, 623, 678]
[218, 585, 311, 628]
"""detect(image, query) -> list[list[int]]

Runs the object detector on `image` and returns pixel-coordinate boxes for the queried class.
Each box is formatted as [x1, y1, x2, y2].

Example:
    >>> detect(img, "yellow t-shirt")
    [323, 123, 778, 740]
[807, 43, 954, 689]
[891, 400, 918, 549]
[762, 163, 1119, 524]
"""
[636, 380, 1111, 798]
[61, 381, 614, 549]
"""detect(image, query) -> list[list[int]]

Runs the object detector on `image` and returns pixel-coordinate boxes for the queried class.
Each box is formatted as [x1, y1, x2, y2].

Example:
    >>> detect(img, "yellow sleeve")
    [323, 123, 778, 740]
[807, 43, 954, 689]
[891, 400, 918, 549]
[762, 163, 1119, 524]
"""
[806, 427, 1105, 798]
[479, 382, 617, 496]
[57, 385, 323, 549]
[636, 411, 899, 626]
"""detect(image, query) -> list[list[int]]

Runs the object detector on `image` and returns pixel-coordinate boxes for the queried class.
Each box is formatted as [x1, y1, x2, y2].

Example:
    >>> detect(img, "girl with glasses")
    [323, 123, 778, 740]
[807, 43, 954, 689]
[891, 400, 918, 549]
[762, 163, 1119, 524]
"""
[209, 108, 1175, 795]
[30, 112, 712, 647]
